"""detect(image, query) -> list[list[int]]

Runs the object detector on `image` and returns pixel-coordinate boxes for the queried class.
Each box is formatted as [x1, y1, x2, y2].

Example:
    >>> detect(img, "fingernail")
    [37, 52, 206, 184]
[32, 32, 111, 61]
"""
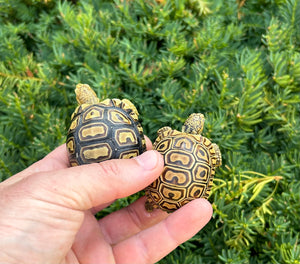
[134, 150, 159, 170]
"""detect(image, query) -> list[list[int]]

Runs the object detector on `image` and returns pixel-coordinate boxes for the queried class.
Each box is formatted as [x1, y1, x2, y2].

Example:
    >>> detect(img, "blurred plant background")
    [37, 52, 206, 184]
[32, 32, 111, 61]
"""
[0, 0, 299, 263]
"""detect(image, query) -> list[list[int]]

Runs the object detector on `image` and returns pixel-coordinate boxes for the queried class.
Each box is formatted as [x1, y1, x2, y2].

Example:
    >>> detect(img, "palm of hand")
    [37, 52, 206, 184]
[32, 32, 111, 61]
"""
[0, 143, 212, 264]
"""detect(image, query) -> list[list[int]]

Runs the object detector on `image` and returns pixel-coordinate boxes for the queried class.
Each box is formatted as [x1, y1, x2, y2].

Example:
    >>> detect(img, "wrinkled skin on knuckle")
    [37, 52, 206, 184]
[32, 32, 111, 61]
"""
[126, 203, 144, 232]
[96, 160, 122, 179]
[92, 160, 124, 201]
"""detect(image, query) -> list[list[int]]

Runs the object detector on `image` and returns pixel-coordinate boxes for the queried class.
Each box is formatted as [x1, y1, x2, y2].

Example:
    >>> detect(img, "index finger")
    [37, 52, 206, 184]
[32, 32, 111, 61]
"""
[112, 199, 213, 264]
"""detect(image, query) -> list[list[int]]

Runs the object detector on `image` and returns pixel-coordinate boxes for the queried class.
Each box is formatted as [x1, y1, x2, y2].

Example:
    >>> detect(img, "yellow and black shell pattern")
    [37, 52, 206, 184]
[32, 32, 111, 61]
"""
[145, 129, 219, 213]
[66, 99, 146, 166]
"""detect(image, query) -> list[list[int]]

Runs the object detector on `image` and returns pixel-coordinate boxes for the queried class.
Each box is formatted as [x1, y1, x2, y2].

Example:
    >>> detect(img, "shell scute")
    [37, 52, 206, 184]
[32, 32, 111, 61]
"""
[159, 184, 186, 202]
[108, 109, 132, 125]
[165, 150, 195, 169]
[114, 128, 138, 147]
[161, 166, 192, 187]
[192, 162, 211, 182]
[82, 106, 104, 123]
[80, 143, 113, 163]
[78, 123, 108, 141]
[173, 135, 195, 152]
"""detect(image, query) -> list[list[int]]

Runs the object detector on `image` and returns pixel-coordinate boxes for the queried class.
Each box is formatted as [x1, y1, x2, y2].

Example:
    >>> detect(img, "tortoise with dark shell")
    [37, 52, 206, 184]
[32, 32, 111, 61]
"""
[145, 113, 222, 213]
[66, 84, 146, 166]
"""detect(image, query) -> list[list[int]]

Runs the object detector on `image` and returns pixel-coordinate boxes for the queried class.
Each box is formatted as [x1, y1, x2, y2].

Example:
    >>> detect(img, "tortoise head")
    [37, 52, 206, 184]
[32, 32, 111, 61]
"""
[182, 113, 205, 135]
[75, 83, 100, 105]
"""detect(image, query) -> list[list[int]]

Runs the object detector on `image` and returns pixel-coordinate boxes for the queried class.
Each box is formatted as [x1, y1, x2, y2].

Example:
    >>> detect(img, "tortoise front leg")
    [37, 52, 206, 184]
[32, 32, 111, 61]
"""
[212, 143, 222, 167]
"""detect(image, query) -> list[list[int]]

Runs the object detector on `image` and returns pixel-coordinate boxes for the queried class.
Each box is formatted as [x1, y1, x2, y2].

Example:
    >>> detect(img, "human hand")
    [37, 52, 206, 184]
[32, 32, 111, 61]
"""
[0, 139, 212, 264]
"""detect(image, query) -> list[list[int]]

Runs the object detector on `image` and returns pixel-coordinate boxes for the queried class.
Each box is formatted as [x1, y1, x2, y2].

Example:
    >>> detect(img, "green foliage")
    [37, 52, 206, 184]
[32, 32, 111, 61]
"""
[0, 0, 299, 263]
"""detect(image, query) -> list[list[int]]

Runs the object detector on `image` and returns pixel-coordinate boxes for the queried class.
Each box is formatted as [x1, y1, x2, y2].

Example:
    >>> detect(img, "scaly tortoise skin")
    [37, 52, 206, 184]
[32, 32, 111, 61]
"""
[66, 84, 146, 166]
[145, 113, 222, 213]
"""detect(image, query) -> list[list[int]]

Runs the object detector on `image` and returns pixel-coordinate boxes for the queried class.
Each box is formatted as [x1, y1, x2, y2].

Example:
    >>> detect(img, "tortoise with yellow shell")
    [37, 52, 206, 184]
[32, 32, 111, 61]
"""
[66, 84, 146, 166]
[145, 113, 222, 213]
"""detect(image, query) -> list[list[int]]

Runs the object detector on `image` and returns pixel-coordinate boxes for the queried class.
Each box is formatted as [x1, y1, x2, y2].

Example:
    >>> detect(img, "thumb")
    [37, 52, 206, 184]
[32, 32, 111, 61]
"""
[26, 150, 164, 211]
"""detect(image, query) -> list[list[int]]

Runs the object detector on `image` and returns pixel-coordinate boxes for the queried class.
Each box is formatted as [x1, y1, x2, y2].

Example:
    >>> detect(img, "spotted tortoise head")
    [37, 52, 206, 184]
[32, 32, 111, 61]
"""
[75, 83, 100, 105]
[181, 113, 205, 135]
[75, 83, 139, 118]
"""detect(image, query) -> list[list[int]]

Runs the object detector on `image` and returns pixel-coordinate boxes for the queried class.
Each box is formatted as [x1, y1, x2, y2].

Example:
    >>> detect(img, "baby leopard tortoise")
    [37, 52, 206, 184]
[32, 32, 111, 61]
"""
[66, 83, 146, 166]
[145, 113, 222, 213]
